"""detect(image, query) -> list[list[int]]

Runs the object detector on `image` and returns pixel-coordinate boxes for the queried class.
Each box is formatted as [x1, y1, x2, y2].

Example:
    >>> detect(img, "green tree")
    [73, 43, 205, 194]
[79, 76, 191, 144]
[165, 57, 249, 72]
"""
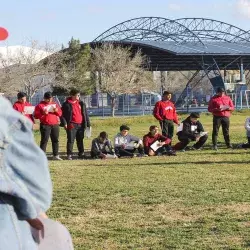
[56, 38, 94, 95]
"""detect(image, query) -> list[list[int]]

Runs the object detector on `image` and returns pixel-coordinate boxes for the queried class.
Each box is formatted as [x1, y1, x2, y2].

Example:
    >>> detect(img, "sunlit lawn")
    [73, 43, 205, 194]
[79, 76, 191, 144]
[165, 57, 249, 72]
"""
[35, 112, 250, 249]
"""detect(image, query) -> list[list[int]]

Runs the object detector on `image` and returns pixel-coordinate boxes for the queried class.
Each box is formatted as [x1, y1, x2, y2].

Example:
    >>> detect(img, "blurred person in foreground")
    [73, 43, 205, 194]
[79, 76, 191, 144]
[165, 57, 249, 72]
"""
[0, 96, 73, 250]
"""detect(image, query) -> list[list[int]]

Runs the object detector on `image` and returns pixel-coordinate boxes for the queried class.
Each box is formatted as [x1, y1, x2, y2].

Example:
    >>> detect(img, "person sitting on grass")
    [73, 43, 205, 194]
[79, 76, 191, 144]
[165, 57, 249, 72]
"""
[143, 125, 176, 156]
[114, 125, 147, 157]
[91, 131, 117, 159]
[237, 116, 250, 149]
[173, 112, 208, 151]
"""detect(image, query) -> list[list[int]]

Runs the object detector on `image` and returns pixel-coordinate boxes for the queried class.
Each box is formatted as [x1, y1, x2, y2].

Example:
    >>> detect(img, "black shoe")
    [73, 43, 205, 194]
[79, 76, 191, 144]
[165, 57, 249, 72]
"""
[166, 150, 177, 156]
[78, 154, 86, 160]
[227, 144, 233, 149]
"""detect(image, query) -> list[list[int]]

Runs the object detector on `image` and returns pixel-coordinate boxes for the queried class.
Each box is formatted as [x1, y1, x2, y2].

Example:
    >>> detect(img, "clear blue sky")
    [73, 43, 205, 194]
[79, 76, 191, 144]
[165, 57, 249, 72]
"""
[1, 0, 250, 46]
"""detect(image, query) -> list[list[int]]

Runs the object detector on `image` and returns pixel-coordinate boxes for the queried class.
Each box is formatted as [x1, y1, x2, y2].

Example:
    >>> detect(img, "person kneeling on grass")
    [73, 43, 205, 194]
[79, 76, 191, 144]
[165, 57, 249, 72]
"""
[143, 125, 176, 156]
[91, 131, 117, 159]
[114, 125, 147, 157]
[173, 112, 208, 151]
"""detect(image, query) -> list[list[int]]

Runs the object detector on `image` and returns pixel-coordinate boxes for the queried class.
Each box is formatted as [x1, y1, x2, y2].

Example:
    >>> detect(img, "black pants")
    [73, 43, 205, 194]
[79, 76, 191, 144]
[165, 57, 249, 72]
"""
[40, 124, 59, 156]
[242, 137, 250, 148]
[115, 146, 144, 157]
[66, 123, 85, 156]
[212, 116, 230, 146]
[160, 119, 174, 139]
[176, 134, 208, 150]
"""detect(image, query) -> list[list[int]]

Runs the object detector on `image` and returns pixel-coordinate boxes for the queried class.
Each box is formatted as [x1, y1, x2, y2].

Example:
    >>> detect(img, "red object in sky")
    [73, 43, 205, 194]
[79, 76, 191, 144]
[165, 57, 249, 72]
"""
[0, 27, 8, 41]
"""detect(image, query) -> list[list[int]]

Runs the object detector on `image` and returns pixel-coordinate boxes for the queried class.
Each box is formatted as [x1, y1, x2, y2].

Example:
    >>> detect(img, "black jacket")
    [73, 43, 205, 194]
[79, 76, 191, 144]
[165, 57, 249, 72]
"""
[61, 100, 91, 129]
[177, 116, 204, 141]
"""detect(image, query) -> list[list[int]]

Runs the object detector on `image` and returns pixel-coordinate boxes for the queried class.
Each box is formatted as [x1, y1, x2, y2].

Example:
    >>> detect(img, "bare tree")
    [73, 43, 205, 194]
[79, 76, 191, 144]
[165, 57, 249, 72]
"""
[0, 40, 61, 100]
[91, 43, 155, 116]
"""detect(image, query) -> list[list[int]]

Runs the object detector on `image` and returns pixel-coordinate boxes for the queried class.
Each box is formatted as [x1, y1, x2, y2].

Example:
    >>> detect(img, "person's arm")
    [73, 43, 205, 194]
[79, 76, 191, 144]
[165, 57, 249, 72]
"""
[91, 139, 101, 155]
[83, 102, 91, 127]
[0, 97, 52, 222]
[245, 117, 250, 131]
[13, 103, 19, 111]
[143, 135, 150, 154]
[158, 134, 171, 145]
[172, 105, 179, 124]
[182, 122, 196, 140]
[54, 104, 62, 117]
[228, 97, 235, 111]
[153, 102, 163, 121]
[197, 121, 205, 133]
[34, 104, 43, 120]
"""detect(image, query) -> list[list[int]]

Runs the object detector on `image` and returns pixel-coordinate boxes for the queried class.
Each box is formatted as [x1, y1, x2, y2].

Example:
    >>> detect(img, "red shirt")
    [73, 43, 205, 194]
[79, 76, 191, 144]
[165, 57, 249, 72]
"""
[13, 101, 34, 123]
[67, 98, 83, 124]
[34, 101, 62, 125]
[208, 95, 234, 117]
[143, 132, 171, 152]
[153, 100, 178, 124]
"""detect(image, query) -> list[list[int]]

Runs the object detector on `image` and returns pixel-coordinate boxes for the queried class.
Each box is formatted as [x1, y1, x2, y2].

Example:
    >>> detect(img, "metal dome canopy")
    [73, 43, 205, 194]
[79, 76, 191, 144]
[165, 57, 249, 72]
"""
[93, 17, 250, 56]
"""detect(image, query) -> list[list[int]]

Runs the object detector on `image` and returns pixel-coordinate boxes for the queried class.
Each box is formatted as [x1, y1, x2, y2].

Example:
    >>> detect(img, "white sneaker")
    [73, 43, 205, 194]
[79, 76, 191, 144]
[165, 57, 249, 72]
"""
[53, 155, 63, 161]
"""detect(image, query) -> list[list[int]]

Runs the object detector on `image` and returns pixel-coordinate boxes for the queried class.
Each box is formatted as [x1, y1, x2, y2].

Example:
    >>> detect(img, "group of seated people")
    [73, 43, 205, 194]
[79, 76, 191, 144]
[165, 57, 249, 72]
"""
[91, 112, 208, 159]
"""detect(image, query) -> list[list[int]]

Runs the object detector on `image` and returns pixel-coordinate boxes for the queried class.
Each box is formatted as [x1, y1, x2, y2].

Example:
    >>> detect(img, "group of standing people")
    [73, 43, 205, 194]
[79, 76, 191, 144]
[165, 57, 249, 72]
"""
[13, 89, 90, 160]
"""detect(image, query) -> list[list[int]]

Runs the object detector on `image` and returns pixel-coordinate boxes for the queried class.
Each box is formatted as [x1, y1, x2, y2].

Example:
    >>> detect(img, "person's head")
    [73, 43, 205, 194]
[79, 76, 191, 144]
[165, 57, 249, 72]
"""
[162, 91, 172, 101]
[190, 112, 200, 123]
[120, 125, 130, 136]
[99, 131, 108, 143]
[149, 125, 159, 136]
[216, 87, 225, 97]
[70, 88, 81, 101]
[17, 92, 27, 103]
[43, 92, 53, 103]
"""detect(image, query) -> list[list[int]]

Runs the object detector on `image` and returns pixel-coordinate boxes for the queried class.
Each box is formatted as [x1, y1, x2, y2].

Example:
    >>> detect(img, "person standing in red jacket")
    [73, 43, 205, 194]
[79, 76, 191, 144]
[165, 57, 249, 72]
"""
[34, 92, 63, 160]
[143, 125, 176, 156]
[153, 91, 179, 139]
[13, 92, 34, 123]
[208, 87, 234, 150]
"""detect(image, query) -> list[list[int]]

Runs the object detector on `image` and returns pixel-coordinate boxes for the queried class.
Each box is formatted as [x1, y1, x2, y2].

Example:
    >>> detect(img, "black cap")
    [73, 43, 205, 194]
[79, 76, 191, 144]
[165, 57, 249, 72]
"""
[217, 87, 225, 93]
[190, 112, 200, 118]
[44, 91, 53, 99]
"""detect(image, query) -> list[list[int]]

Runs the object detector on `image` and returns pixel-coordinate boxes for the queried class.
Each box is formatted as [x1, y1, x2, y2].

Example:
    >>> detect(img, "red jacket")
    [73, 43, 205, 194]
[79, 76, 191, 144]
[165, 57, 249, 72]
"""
[67, 98, 83, 124]
[13, 101, 34, 123]
[34, 101, 62, 125]
[153, 100, 178, 124]
[208, 95, 234, 117]
[143, 132, 171, 153]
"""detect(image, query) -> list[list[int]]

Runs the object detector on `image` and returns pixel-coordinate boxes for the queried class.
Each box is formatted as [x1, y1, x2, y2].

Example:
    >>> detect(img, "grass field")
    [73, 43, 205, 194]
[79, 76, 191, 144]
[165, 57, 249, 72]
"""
[35, 112, 250, 250]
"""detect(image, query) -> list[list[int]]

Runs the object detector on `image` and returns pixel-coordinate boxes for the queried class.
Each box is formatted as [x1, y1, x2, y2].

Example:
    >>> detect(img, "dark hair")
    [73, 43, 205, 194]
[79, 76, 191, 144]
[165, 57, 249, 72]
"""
[120, 125, 130, 131]
[70, 88, 80, 96]
[44, 91, 53, 99]
[216, 87, 225, 93]
[163, 91, 172, 96]
[99, 131, 108, 139]
[190, 112, 200, 118]
[17, 92, 27, 99]
[149, 125, 158, 131]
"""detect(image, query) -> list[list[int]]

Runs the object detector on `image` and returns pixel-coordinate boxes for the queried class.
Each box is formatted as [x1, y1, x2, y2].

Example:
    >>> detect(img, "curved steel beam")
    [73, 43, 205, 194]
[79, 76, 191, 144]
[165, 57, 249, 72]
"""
[93, 17, 205, 45]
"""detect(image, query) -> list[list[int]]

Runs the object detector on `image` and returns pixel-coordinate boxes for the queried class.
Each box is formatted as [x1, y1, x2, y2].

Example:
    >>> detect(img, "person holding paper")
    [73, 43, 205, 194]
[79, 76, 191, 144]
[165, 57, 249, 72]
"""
[91, 131, 117, 159]
[61, 88, 91, 160]
[143, 125, 175, 156]
[153, 91, 179, 139]
[173, 113, 208, 151]
[13, 92, 35, 123]
[114, 125, 146, 157]
[34, 92, 63, 160]
[208, 87, 234, 150]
